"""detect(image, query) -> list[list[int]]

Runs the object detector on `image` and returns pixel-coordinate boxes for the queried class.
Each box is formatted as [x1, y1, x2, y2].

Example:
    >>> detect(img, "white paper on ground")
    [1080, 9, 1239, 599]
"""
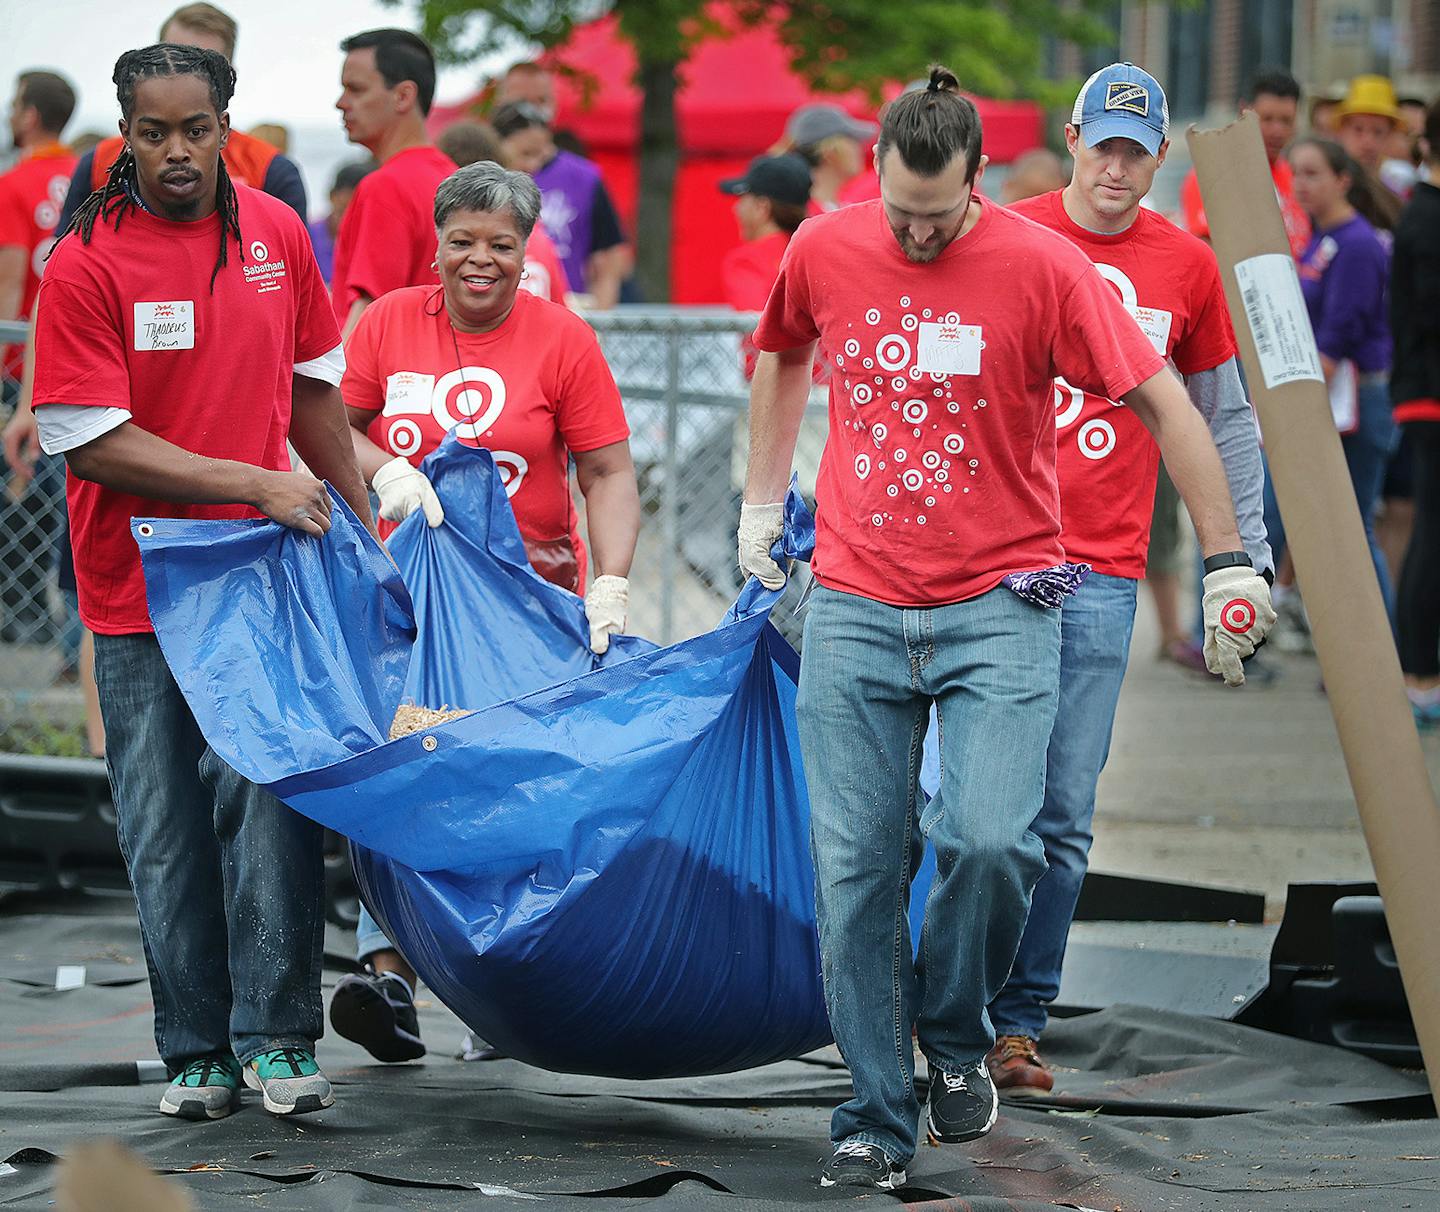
[54, 964, 86, 990]
[1232, 253, 1324, 388]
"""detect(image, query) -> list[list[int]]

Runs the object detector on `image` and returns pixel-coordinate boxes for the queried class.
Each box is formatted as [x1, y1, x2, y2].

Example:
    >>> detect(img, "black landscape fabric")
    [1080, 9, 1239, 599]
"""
[1, 901, 1436, 1211]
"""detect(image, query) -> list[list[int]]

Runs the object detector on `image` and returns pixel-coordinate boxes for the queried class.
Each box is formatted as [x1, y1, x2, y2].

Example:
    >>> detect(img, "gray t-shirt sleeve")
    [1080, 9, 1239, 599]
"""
[1185, 355, 1273, 576]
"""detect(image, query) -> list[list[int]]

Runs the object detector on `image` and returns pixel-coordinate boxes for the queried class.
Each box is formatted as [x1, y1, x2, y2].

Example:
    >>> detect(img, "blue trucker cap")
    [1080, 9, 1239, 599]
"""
[1071, 62, 1169, 156]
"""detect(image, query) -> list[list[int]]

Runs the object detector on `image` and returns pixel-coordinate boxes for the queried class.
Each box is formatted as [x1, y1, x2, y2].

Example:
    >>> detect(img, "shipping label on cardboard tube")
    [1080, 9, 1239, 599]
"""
[1232, 253, 1324, 388]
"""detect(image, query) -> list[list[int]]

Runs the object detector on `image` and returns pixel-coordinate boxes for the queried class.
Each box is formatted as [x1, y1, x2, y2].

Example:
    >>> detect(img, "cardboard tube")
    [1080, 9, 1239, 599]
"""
[1190, 112, 1440, 1102]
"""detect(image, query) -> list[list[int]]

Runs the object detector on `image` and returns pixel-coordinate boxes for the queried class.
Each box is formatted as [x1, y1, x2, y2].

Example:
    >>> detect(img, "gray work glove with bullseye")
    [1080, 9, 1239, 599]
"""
[1201, 554, 1277, 687]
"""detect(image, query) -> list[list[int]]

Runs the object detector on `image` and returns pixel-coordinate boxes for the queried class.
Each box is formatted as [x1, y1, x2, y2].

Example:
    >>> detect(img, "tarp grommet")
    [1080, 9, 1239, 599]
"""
[137, 523, 154, 538]
[421, 735, 438, 752]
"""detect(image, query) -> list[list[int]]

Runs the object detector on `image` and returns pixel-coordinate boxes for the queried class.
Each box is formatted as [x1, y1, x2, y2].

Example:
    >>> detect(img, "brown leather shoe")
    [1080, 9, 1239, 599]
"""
[986, 1034, 1054, 1096]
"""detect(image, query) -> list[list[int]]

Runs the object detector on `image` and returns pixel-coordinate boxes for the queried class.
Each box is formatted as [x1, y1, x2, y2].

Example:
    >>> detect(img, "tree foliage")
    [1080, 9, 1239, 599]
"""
[398, 0, 1123, 298]
[401, 0, 1118, 99]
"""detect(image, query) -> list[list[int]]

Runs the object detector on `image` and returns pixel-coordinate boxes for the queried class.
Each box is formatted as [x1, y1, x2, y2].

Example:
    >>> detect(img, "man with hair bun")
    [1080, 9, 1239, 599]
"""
[30, 43, 374, 1123]
[740, 64, 1274, 1188]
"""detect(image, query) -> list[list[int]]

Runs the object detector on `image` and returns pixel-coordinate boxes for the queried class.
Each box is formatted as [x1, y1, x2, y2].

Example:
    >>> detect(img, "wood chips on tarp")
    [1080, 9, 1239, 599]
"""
[389, 704, 472, 739]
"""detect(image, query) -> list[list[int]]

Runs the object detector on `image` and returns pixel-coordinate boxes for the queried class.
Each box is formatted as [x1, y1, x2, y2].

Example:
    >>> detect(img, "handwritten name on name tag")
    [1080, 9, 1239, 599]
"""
[133, 301, 195, 351]
[916, 321, 983, 376]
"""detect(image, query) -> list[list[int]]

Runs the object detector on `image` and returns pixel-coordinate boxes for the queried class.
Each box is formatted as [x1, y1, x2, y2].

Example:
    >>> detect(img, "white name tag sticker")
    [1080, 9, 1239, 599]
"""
[917, 321, 983, 375]
[384, 371, 435, 414]
[1129, 305, 1173, 355]
[133, 301, 194, 351]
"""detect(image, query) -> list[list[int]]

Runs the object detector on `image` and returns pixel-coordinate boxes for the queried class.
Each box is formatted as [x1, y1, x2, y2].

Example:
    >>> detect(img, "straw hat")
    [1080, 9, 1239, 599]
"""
[1335, 75, 1401, 125]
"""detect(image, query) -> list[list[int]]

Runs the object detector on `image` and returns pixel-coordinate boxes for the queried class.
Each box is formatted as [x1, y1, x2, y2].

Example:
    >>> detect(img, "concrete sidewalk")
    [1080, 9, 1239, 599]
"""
[1092, 596, 1438, 917]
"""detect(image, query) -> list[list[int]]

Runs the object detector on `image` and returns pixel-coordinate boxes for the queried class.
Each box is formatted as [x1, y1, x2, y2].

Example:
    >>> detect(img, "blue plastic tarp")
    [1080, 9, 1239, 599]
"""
[135, 440, 832, 1078]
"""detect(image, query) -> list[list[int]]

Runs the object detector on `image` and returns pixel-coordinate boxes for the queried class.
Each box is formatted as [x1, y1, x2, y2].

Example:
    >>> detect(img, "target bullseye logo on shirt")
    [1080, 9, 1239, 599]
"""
[750, 197, 1165, 605]
[1009, 188, 1238, 580]
[382, 365, 526, 497]
[829, 297, 988, 532]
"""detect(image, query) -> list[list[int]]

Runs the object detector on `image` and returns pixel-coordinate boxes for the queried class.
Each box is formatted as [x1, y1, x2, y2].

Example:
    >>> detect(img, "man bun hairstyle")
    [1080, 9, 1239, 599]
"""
[340, 28, 437, 117]
[17, 71, 77, 136]
[876, 64, 983, 181]
[57, 44, 243, 290]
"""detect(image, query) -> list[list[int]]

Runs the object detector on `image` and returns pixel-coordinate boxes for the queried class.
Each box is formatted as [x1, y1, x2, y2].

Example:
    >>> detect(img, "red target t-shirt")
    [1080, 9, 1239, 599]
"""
[0, 145, 77, 376]
[752, 198, 1165, 607]
[31, 184, 341, 634]
[341, 286, 629, 580]
[1009, 191, 1237, 578]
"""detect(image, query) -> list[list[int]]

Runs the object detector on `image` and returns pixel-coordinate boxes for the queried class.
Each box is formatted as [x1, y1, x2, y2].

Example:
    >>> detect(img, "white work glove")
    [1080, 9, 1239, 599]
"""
[372, 455, 444, 528]
[737, 501, 786, 590]
[1201, 566, 1277, 687]
[585, 574, 628, 655]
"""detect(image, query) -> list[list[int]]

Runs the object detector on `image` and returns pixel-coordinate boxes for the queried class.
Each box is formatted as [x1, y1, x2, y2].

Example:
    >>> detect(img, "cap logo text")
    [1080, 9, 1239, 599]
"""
[1105, 82, 1149, 116]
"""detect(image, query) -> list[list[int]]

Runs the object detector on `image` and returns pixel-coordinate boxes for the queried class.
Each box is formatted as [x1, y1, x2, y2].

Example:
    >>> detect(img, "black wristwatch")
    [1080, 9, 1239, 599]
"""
[1202, 550, 1254, 575]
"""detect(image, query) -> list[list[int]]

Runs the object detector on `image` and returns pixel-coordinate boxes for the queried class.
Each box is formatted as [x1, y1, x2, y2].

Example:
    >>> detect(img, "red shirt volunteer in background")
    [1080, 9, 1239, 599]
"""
[343, 286, 628, 586]
[1010, 189, 1237, 577]
[753, 198, 1165, 606]
[31, 185, 342, 634]
[331, 145, 455, 322]
[0, 143, 76, 377]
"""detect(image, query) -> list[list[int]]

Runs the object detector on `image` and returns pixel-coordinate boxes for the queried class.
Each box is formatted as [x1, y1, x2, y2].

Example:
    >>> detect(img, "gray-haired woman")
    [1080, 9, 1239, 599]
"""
[334, 162, 641, 1061]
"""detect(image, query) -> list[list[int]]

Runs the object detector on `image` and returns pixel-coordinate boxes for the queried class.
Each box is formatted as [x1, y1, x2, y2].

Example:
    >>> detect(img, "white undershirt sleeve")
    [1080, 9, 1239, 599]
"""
[36, 404, 132, 455]
[294, 343, 346, 387]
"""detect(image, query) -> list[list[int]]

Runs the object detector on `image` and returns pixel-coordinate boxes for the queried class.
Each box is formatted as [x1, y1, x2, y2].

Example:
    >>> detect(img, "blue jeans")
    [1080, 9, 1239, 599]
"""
[92, 633, 326, 1073]
[356, 904, 388, 962]
[797, 584, 1061, 1165]
[988, 573, 1137, 1039]
[1344, 378, 1399, 618]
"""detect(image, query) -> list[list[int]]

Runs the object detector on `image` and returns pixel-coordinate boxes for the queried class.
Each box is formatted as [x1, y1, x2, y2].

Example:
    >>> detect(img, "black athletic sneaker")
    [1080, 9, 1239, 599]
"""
[925, 1060, 999, 1144]
[818, 1140, 907, 1189]
[329, 970, 426, 1062]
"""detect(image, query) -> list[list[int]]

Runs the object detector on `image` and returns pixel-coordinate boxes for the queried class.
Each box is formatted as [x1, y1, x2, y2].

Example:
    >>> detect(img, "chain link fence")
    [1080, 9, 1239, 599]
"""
[586, 308, 828, 648]
[0, 309, 830, 756]
[0, 318, 87, 756]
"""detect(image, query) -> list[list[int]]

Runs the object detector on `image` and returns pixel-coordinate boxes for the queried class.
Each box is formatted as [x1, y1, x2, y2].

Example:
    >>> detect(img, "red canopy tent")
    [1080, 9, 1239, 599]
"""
[430, 14, 1043, 302]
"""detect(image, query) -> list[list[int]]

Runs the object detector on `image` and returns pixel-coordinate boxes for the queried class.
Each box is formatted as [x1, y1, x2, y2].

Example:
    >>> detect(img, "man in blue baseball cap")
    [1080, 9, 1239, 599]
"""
[990, 63, 1273, 1096]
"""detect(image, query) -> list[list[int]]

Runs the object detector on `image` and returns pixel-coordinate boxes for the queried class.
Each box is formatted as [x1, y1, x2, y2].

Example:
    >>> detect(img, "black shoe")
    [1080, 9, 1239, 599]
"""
[925, 1060, 998, 1144]
[329, 970, 426, 1062]
[818, 1140, 907, 1189]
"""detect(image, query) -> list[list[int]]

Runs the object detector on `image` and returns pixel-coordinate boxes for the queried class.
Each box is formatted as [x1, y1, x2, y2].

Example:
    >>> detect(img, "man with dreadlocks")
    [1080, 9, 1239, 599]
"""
[29, 43, 374, 1122]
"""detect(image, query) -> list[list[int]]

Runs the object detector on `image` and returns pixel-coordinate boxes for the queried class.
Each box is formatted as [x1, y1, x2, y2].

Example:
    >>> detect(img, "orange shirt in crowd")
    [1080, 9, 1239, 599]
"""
[1181, 157, 1309, 258]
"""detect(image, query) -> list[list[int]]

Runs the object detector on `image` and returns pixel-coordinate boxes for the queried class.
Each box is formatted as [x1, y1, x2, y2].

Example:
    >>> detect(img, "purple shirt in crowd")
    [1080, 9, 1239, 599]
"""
[1297, 213, 1392, 374]
[308, 217, 336, 285]
[534, 149, 624, 295]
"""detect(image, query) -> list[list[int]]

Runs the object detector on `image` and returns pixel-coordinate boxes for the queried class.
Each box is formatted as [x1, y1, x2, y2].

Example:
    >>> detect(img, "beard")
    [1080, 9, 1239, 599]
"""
[892, 226, 952, 263]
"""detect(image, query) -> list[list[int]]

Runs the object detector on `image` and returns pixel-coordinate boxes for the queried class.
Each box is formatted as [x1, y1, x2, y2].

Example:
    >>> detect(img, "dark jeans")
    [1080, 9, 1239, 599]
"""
[93, 632, 326, 1072]
[1398, 422, 1440, 678]
[1263, 377, 1397, 617]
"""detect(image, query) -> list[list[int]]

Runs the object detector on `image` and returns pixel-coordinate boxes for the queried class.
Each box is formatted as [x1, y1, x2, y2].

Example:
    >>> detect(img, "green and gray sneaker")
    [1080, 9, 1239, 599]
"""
[243, 1047, 335, 1116]
[159, 1054, 243, 1120]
